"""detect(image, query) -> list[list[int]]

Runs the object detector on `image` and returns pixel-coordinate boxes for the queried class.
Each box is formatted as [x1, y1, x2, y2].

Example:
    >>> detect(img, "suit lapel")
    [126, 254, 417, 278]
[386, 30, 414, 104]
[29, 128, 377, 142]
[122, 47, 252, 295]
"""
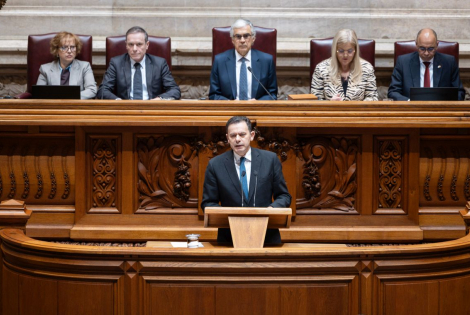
[410, 53, 421, 87]
[145, 54, 153, 99]
[223, 150, 243, 197]
[51, 61, 61, 85]
[225, 50, 237, 99]
[251, 50, 260, 99]
[124, 55, 132, 99]
[69, 60, 79, 86]
[433, 52, 442, 87]
[248, 148, 261, 204]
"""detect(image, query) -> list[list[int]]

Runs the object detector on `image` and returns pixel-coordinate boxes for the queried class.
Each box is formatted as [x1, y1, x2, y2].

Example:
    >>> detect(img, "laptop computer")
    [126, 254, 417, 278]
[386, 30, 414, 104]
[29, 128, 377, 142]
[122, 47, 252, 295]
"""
[409, 87, 459, 101]
[32, 85, 81, 100]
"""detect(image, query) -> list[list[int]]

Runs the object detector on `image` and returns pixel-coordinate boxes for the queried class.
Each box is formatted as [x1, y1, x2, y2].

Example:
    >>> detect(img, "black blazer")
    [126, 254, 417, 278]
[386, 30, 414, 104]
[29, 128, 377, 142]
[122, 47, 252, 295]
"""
[201, 148, 291, 244]
[97, 53, 181, 100]
[388, 51, 465, 101]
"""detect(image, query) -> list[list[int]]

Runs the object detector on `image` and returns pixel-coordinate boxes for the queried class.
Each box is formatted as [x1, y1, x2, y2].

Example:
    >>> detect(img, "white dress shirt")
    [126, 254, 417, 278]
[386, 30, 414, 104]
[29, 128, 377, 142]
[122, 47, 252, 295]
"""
[419, 57, 434, 88]
[130, 55, 149, 100]
[233, 148, 252, 189]
[235, 50, 252, 100]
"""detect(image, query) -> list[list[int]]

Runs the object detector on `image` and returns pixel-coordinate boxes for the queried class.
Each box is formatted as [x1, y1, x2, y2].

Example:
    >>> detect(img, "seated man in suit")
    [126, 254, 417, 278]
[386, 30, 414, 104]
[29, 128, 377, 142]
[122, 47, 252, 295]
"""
[97, 26, 180, 100]
[201, 116, 291, 244]
[388, 28, 465, 101]
[209, 19, 278, 100]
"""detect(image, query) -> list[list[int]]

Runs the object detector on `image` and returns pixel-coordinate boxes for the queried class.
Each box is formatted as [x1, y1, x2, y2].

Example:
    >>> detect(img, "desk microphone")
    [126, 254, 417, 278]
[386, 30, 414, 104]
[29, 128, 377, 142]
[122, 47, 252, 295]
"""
[253, 170, 258, 207]
[241, 171, 246, 207]
[247, 66, 276, 101]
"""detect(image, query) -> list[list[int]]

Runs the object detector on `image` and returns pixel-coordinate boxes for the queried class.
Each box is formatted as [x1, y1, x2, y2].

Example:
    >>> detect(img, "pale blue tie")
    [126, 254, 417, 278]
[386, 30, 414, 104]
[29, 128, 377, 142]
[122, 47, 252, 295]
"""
[240, 157, 249, 201]
[239, 57, 248, 100]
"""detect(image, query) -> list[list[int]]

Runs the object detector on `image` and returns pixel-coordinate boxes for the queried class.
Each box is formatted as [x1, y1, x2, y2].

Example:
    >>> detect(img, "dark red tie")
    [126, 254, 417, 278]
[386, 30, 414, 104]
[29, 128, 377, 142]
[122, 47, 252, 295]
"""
[423, 62, 431, 88]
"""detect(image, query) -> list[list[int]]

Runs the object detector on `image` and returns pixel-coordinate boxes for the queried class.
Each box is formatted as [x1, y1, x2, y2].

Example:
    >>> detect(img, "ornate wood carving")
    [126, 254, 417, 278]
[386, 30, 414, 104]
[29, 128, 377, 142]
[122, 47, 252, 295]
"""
[0, 138, 75, 204]
[437, 147, 446, 201]
[194, 135, 229, 156]
[378, 140, 403, 209]
[255, 128, 301, 162]
[91, 138, 117, 208]
[297, 137, 358, 212]
[137, 136, 198, 210]
[451, 147, 460, 201]
[423, 147, 433, 201]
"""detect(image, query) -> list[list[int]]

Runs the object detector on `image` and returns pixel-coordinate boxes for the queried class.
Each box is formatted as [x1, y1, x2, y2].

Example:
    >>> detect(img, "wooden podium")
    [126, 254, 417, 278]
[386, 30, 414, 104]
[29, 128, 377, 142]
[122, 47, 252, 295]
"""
[204, 207, 292, 248]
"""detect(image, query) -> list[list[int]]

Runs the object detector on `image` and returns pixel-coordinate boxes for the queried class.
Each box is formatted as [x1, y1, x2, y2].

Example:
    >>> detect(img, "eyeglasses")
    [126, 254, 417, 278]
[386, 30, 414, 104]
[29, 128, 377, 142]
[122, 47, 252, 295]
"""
[233, 33, 253, 41]
[418, 46, 435, 53]
[59, 46, 76, 52]
[337, 49, 355, 55]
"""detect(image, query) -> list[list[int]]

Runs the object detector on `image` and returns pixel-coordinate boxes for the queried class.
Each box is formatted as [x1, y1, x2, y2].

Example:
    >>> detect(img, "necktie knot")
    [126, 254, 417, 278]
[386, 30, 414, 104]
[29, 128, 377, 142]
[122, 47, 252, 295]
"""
[135, 62, 141, 69]
[423, 61, 430, 68]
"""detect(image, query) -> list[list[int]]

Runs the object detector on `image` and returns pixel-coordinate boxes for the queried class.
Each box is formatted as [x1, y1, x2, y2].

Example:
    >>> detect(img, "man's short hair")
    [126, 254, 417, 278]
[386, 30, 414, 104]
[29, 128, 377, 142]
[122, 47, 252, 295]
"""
[230, 19, 256, 38]
[415, 29, 438, 44]
[226, 116, 252, 133]
[126, 26, 149, 42]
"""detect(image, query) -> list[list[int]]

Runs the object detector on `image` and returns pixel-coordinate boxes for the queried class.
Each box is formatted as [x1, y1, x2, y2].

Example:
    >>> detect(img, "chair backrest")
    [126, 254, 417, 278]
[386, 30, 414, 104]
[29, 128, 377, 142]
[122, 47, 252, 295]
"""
[310, 38, 375, 79]
[394, 40, 459, 66]
[26, 33, 92, 95]
[212, 26, 277, 65]
[105, 35, 172, 70]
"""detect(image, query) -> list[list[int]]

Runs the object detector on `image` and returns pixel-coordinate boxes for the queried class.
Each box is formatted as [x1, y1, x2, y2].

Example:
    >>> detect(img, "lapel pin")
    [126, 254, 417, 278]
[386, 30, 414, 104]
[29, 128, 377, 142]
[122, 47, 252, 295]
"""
[438, 65, 442, 68]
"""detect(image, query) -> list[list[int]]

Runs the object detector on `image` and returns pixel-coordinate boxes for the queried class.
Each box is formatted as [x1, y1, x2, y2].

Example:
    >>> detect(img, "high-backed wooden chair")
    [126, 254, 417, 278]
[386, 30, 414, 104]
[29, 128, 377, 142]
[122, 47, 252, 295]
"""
[17, 33, 92, 99]
[394, 40, 459, 66]
[212, 26, 277, 65]
[310, 38, 375, 79]
[105, 35, 172, 70]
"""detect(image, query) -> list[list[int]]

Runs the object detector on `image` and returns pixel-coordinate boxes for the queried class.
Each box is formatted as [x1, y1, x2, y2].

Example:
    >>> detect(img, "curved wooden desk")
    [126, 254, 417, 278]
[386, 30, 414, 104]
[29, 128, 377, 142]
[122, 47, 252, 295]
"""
[2, 228, 470, 314]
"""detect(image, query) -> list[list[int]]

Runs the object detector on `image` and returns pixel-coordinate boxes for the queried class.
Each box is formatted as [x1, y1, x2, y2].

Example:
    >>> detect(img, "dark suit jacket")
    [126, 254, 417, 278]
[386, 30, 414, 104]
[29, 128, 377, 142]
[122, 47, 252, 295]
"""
[388, 51, 465, 101]
[209, 49, 278, 100]
[201, 148, 291, 244]
[97, 53, 181, 100]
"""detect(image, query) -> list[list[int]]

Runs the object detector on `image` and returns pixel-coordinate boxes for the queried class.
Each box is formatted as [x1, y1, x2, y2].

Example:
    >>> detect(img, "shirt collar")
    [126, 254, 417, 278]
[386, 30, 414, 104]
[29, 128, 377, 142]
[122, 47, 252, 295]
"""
[419, 57, 434, 65]
[235, 49, 251, 63]
[130, 55, 146, 69]
[59, 59, 74, 72]
[234, 147, 252, 164]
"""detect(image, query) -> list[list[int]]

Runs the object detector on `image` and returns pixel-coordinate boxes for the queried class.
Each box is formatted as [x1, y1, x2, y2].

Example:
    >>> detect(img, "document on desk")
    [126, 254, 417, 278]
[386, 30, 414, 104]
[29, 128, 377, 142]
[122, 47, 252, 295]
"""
[171, 242, 188, 248]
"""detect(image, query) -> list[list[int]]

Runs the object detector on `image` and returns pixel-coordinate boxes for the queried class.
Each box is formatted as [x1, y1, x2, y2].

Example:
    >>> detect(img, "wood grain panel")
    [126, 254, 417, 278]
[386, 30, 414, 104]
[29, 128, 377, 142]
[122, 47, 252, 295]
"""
[216, 285, 280, 315]
[2, 267, 18, 315]
[148, 285, 215, 315]
[382, 281, 439, 315]
[58, 281, 115, 315]
[280, 284, 350, 315]
[18, 274, 57, 315]
[439, 275, 470, 314]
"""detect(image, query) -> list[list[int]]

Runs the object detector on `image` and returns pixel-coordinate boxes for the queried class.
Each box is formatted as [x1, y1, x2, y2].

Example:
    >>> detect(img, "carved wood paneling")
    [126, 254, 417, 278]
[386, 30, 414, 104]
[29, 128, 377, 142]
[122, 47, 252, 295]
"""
[420, 137, 470, 207]
[88, 135, 120, 213]
[375, 137, 407, 214]
[0, 136, 75, 205]
[136, 135, 199, 212]
[296, 137, 359, 213]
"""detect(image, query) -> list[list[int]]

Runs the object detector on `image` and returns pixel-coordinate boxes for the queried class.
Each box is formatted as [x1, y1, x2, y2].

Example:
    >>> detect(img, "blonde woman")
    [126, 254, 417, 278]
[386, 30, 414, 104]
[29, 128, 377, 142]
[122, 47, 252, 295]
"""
[311, 29, 378, 101]
[37, 32, 97, 99]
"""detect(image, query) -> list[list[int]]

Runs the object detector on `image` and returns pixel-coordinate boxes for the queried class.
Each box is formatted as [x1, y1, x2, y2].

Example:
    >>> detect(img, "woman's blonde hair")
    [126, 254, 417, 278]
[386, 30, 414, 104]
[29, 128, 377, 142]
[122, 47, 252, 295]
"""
[50, 32, 82, 57]
[329, 29, 362, 85]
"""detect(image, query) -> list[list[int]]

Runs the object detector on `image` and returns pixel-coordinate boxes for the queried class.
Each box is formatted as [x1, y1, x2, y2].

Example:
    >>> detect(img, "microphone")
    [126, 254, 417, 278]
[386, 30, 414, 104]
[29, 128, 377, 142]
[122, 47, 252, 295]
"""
[241, 171, 246, 207]
[253, 170, 258, 207]
[247, 66, 276, 101]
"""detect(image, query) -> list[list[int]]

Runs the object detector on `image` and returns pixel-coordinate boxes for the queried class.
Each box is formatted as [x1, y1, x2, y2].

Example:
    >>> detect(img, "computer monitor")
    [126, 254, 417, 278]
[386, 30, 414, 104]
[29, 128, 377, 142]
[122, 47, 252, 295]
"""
[32, 85, 81, 100]
[409, 87, 459, 101]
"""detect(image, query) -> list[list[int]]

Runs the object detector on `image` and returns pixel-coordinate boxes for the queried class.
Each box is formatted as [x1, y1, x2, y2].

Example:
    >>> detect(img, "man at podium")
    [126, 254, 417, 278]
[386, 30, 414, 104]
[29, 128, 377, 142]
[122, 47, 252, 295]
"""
[201, 116, 291, 244]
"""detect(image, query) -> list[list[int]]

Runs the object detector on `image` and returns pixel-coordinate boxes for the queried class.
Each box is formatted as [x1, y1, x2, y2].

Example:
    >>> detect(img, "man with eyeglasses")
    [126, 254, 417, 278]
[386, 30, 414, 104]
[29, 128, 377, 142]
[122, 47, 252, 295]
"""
[209, 19, 278, 100]
[388, 28, 465, 100]
[97, 26, 180, 100]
